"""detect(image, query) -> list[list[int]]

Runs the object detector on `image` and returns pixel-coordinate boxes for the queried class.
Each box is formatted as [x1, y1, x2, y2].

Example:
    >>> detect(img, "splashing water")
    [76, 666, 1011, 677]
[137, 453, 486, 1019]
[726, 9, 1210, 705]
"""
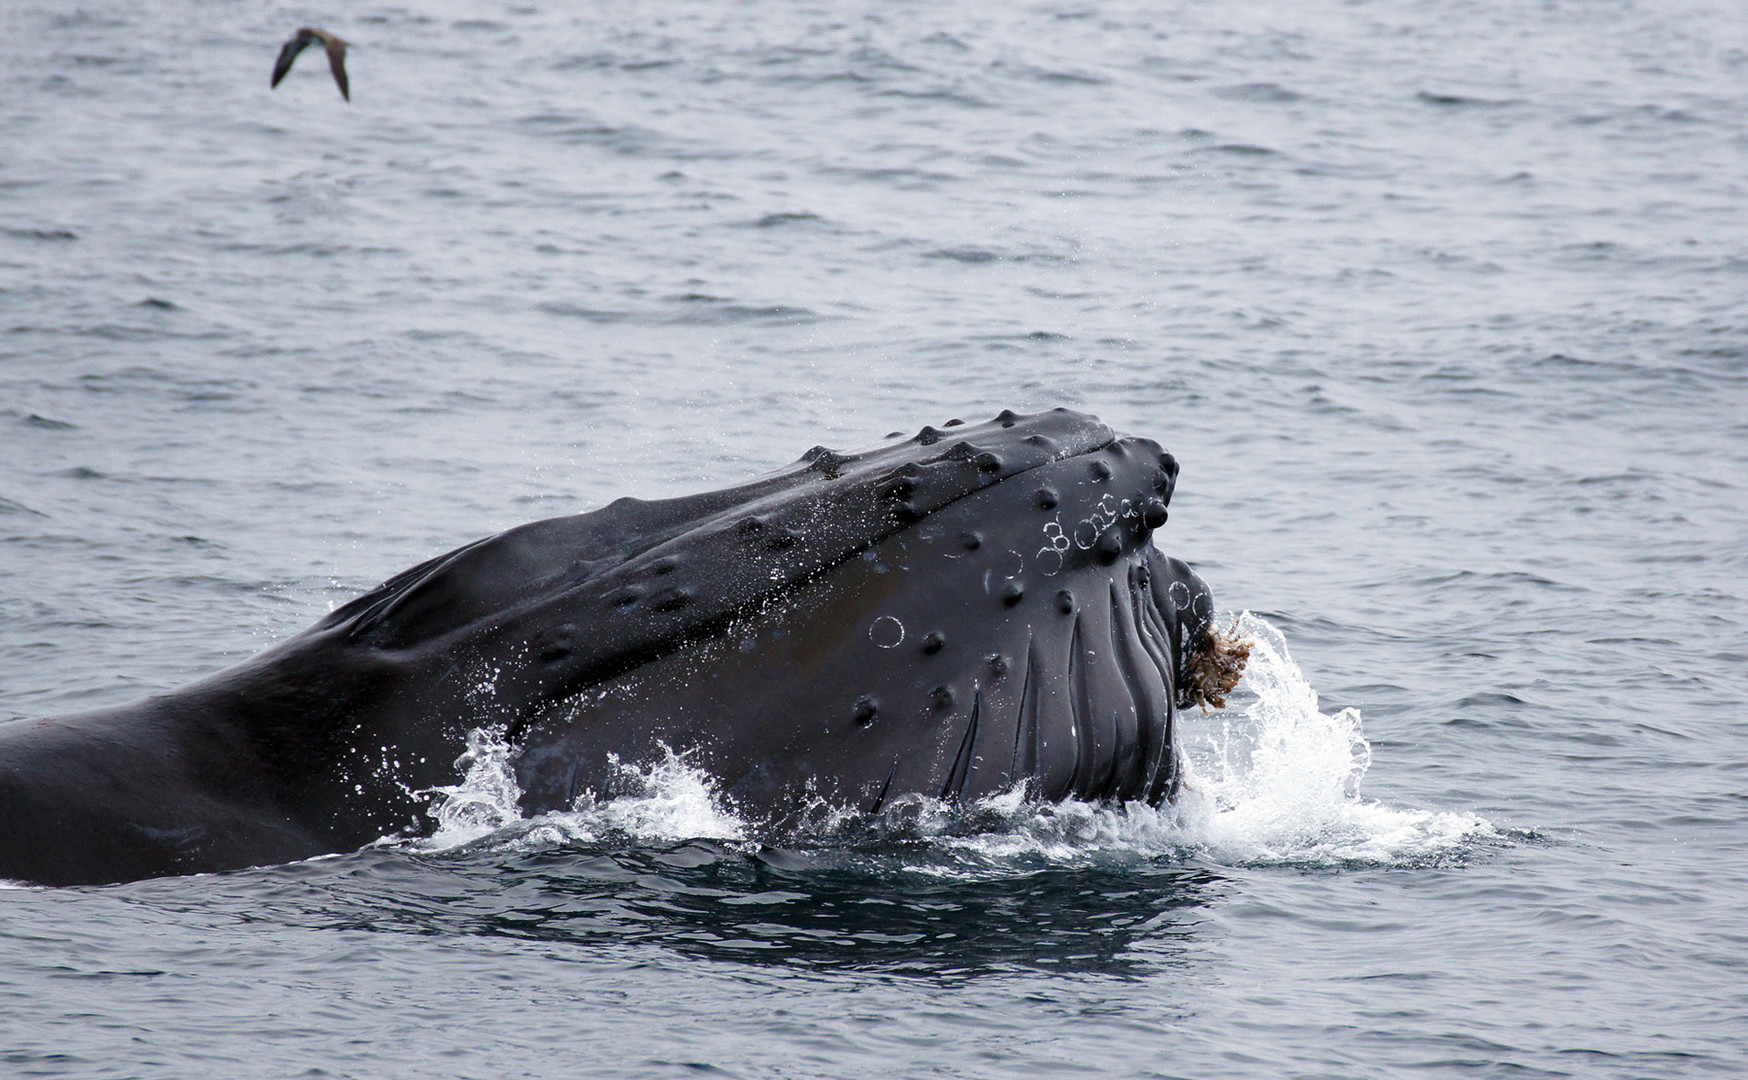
[852, 612, 1492, 868]
[417, 740, 745, 853]
[1170, 612, 1493, 865]
[418, 726, 523, 848]
[413, 614, 1491, 867]
[549, 750, 748, 846]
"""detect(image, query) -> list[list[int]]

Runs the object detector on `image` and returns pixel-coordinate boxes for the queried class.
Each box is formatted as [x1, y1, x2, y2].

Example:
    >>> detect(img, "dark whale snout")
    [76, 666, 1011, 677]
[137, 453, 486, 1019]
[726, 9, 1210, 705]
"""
[0, 409, 1232, 885]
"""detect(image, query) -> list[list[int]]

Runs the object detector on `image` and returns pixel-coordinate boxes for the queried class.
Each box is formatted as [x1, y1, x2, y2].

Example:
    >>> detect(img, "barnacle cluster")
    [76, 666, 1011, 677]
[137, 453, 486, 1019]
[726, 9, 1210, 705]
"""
[1183, 618, 1252, 712]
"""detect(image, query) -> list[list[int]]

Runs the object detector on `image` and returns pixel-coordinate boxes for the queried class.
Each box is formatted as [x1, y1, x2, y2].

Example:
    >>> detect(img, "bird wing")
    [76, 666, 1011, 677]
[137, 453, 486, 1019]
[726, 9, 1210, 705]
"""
[270, 30, 314, 89]
[323, 35, 350, 102]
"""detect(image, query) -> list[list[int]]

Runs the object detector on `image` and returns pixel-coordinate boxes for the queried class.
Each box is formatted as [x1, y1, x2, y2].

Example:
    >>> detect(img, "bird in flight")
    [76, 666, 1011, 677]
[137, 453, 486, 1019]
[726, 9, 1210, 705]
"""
[271, 27, 351, 102]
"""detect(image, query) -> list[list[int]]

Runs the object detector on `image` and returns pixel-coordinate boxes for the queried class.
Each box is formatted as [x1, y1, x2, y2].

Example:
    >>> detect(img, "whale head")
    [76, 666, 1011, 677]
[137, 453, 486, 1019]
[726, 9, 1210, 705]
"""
[321, 407, 1239, 821]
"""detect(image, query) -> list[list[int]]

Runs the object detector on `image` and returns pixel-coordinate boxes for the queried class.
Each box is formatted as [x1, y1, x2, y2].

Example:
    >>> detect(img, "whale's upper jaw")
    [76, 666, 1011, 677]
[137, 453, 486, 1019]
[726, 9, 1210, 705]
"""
[323, 410, 1167, 634]
[307, 408, 1180, 727]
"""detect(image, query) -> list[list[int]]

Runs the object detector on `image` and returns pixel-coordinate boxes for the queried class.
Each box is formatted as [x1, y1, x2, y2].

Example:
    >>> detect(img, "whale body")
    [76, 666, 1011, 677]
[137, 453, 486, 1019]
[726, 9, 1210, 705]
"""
[0, 409, 1227, 886]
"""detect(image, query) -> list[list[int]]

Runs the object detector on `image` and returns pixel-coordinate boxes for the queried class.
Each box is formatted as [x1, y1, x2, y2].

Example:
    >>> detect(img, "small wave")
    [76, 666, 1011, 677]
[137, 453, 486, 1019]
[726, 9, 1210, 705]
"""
[1416, 90, 1512, 108]
[415, 735, 745, 854]
[412, 615, 1491, 870]
[1, 226, 77, 242]
[924, 247, 1070, 265]
[418, 727, 525, 848]
[1212, 82, 1303, 104]
[669, 302, 817, 326]
[749, 211, 823, 229]
[1198, 143, 1280, 157]
[0, 496, 46, 517]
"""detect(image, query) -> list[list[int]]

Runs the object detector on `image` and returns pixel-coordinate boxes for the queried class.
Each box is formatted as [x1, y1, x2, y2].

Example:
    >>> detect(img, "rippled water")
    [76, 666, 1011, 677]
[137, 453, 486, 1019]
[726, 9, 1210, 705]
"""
[3, 0, 1746, 1076]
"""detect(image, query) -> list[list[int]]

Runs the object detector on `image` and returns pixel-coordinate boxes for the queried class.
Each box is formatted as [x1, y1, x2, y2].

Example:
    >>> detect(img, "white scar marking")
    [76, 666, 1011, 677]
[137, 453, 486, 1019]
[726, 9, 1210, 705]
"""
[1038, 517, 1070, 576]
[869, 616, 905, 648]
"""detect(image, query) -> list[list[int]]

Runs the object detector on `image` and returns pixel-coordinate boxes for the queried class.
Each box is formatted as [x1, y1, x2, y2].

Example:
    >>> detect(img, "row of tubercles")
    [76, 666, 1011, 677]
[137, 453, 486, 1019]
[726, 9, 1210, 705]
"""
[847, 438, 1179, 732]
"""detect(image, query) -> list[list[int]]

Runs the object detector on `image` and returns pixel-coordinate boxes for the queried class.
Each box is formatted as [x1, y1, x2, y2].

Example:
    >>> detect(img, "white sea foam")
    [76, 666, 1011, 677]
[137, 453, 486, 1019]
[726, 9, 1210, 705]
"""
[416, 739, 744, 853]
[1169, 612, 1493, 866]
[417, 726, 524, 848]
[414, 613, 1491, 868]
[549, 749, 748, 845]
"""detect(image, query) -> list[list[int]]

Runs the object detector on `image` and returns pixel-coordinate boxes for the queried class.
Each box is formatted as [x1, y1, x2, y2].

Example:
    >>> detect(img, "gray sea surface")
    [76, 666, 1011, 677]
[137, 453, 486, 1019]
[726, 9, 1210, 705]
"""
[3, 0, 1747, 1076]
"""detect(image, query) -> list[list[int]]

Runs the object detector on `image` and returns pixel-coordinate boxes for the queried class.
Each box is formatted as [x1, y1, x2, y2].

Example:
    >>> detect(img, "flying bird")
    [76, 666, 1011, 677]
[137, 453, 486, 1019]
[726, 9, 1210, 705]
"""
[271, 27, 351, 102]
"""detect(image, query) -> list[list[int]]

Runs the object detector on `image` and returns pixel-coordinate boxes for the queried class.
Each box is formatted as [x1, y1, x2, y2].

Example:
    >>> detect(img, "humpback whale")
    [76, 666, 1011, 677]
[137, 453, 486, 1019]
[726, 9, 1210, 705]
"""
[0, 409, 1242, 886]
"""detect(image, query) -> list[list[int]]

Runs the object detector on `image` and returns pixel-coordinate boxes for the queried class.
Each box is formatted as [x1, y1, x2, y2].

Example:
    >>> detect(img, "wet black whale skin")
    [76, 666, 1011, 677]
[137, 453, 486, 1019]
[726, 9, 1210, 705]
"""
[0, 409, 1217, 886]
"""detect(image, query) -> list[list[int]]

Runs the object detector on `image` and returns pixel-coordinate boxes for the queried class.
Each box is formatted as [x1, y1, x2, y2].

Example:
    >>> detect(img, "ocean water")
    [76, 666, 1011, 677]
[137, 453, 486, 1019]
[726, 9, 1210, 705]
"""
[2, 0, 1746, 1075]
